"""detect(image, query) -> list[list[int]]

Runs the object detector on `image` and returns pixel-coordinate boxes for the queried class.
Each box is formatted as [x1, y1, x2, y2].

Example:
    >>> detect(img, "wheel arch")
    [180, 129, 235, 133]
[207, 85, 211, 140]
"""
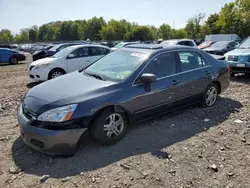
[48, 67, 66, 79]
[87, 105, 132, 129]
[212, 81, 221, 94]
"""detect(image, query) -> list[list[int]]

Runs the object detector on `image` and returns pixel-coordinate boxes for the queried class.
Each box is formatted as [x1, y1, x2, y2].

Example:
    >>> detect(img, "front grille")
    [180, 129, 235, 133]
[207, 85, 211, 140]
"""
[228, 55, 239, 62]
[29, 65, 34, 71]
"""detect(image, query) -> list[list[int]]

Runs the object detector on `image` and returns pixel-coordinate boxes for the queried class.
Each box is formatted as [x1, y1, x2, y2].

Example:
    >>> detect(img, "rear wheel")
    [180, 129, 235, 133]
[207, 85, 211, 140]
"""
[10, 57, 18, 64]
[48, 69, 66, 80]
[91, 108, 128, 145]
[200, 83, 219, 108]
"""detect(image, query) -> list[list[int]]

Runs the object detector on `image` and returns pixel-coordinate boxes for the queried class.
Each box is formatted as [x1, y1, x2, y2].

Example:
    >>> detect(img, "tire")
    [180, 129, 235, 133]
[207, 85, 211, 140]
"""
[48, 68, 65, 80]
[10, 57, 18, 64]
[91, 108, 128, 145]
[200, 83, 219, 108]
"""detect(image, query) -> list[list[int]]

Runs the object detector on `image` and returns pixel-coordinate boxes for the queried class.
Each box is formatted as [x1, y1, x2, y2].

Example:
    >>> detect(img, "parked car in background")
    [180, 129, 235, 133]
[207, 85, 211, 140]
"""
[32, 44, 55, 61]
[0, 44, 12, 49]
[28, 45, 111, 82]
[111, 41, 140, 50]
[46, 42, 87, 57]
[198, 41, 215, 49]
[203, 41, 238, 55]
[205, 34, 241, 43]
[18, 44, 230, 155]
[224, 36, 250, 76]
[161, 39, 197, 48]
[101, 41, 116, 48]
[0, 48, 26, 64]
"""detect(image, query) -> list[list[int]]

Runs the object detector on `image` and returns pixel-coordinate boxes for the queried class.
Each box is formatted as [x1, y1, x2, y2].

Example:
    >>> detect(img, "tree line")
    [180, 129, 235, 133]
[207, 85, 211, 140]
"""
[0, 0, 249, 43]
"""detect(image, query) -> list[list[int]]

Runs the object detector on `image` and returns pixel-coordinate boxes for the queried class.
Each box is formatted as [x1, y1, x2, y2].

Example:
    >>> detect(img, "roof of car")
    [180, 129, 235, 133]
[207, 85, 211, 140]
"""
[122, 44, 196, 54]
[68, 44, 111, 49]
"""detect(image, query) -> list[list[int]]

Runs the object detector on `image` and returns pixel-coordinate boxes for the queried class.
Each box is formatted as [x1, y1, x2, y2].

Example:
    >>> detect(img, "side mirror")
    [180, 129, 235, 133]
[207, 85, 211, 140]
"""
[138, 73, 156, 92]
[140, 73, 156, 84]
[67, 54, 75, 59]
[235, 44, 240, 49]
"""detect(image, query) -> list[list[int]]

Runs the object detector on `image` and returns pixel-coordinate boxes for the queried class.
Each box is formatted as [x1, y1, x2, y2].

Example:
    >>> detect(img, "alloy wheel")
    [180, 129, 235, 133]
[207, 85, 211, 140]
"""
[51, 71, 63, 78]
[205, 86, 218, 106]
[103, 113, 124, 138]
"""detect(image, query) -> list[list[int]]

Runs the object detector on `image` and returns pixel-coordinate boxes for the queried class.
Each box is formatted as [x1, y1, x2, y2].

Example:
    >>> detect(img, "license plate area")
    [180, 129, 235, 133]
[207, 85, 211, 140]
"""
[236, 63, 246, 68]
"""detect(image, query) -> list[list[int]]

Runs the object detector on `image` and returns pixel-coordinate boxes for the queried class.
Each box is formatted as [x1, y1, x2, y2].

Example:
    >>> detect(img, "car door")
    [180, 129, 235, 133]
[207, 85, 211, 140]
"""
[176, 50, 212, 103]
[131, 52, 183, 121]
[66, 47, 90, 72]
[90, 47, 110, 63]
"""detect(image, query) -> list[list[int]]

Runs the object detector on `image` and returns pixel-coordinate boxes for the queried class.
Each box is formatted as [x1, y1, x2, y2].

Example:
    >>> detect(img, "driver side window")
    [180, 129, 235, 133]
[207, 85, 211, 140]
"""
[69, 47, 89, 58]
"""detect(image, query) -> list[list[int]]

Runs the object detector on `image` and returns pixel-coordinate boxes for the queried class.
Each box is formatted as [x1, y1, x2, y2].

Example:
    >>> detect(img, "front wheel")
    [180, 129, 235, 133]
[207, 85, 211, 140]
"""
[10, 57, 18, 64]
[200, 83, 219, 108]
[91, 108, 128, 145]
[48, 69, 65, 80]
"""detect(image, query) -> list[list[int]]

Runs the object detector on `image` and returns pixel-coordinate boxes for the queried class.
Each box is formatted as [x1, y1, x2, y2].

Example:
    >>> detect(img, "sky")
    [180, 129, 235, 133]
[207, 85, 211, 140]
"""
[0, 0, 234, 34]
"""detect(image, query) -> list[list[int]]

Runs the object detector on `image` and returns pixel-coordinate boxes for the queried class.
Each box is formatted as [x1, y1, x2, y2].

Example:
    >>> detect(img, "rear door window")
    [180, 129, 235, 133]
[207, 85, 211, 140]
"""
[90, 47, 110, 56]
[70, 47, 89, 58]
[177, 51, 209, 72]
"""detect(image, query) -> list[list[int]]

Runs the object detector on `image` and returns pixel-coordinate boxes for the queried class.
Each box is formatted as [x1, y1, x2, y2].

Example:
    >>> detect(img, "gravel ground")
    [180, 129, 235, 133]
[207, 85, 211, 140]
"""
[0, 56, 250, 188]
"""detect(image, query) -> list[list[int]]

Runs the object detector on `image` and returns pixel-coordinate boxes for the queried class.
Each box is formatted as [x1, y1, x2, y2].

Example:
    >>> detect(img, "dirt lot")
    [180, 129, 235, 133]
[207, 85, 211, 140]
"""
[0, 56, 250, 188]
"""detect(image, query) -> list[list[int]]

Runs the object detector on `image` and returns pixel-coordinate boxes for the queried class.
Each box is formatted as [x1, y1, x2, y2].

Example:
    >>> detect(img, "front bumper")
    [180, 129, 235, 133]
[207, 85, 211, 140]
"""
[17, 105, 87, 156]
[228, 62, 250, 73]
[28, 66, 50, 82]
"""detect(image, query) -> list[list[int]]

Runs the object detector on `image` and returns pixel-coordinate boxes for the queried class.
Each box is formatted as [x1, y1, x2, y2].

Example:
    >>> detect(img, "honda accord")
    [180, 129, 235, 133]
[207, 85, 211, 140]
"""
[17, 44, 230, 155]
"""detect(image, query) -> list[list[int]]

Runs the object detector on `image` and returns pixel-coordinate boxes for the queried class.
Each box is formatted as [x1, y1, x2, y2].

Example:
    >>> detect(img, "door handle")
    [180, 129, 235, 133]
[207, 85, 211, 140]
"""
[171, 80, 180, 85]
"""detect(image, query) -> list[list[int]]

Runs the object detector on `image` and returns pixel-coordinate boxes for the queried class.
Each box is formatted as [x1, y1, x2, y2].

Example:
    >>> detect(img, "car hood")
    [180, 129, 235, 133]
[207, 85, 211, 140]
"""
[30, 57, 58, 66]
[24, 71, 116, 113]
[224, 48, 250, 56]
[203, 47, 225, 51]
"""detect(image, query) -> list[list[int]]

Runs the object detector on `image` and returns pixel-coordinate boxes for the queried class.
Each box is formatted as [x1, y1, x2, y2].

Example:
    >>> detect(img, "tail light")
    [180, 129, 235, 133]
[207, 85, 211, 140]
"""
[227, 65, 231, 73]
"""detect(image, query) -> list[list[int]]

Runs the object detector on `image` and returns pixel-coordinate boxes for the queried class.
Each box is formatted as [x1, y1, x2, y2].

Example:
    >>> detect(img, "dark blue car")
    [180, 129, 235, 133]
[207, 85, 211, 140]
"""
[17, 44, 230, 155]
[0, 48, 26, 64]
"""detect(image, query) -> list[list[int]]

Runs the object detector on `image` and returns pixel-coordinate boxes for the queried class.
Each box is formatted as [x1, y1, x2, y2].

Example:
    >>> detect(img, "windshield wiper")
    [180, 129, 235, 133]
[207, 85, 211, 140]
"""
[83, 71, 106, 81]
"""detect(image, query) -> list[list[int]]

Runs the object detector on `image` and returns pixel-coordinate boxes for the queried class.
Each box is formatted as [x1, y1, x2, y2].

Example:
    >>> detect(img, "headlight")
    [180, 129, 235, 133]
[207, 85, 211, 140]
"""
[34, 63, 50, 70]
[37, 104, 78, 122]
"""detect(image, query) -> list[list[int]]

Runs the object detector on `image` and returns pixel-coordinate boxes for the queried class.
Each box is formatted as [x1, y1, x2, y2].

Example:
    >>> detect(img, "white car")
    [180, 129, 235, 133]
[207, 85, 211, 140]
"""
[28, 45, 111, 82]
[111, 41, 140, 50]
[161, 39, 197, 48]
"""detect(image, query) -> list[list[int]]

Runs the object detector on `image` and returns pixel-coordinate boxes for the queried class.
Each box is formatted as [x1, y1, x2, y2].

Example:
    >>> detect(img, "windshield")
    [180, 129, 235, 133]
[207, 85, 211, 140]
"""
[114, 43, 124, 49]
[84, 50, 148, 82]
[49, 44, 62, 52]
[52, 46, 74, 58]
[161, 40, 178, 45]
[239, 37, 250, 49]
[211, 41, 229, 48]
[200, 41, 212, 46]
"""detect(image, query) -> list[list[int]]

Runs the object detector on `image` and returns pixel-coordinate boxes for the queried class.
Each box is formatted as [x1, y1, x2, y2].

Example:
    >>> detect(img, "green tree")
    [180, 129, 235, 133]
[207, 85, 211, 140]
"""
[130, 26, 153, 41]
[185, 13, 206, 39]
[158, 24, 172, 39]
[85, 17, 107, 40]
[99, 25, 116, 40]
[169, 29, 188, 39]
[205, 13, 220, 34]
[0, 29, 13, 43]
[28, 25, 38, 42]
